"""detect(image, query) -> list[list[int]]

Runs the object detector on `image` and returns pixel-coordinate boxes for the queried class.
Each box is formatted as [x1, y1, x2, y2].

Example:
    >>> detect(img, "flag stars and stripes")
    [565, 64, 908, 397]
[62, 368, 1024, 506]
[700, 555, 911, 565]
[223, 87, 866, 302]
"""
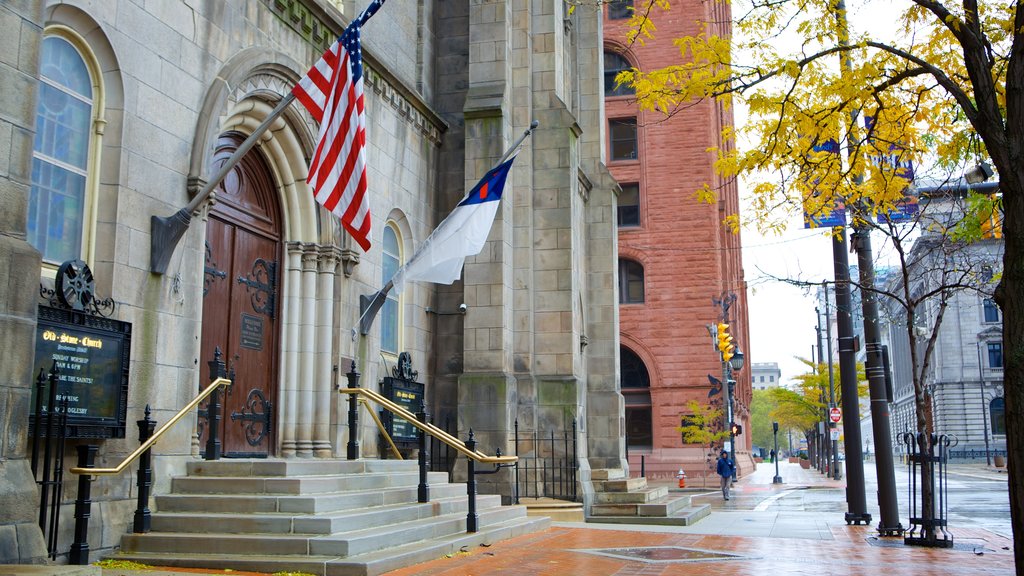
[292, 0, 385, 251]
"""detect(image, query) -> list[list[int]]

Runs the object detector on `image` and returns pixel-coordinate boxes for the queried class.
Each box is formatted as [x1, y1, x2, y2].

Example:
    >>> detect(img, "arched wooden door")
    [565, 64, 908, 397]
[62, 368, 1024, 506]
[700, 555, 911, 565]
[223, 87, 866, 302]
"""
[200, 132, 281, 458]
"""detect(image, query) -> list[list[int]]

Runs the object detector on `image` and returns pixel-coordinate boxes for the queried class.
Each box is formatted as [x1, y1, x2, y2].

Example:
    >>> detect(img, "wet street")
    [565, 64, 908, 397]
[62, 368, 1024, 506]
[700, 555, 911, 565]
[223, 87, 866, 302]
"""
[691, 459, 1012, 538]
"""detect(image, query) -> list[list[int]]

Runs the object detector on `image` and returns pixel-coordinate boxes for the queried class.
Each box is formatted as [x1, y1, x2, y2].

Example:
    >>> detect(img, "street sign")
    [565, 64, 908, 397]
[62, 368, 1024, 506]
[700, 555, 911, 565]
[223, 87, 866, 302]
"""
[829, 407, 842, 423]
[830, 429, 840, 441]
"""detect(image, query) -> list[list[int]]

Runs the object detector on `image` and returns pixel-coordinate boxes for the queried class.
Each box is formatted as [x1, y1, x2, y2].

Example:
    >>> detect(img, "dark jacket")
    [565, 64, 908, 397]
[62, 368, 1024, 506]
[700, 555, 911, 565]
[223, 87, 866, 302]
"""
[716, 456, 734, 477]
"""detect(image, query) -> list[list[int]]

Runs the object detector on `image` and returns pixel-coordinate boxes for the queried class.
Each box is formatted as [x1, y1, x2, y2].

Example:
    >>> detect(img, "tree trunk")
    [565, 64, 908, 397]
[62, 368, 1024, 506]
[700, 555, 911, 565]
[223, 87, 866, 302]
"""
[994, 173, 1024, 566]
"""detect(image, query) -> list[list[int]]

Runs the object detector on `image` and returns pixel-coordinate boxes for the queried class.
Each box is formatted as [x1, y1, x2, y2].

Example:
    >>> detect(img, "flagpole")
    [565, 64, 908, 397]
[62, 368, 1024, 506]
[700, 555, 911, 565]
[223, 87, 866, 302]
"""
[355, 120, 540, 337]
[150, 93, 296, 274]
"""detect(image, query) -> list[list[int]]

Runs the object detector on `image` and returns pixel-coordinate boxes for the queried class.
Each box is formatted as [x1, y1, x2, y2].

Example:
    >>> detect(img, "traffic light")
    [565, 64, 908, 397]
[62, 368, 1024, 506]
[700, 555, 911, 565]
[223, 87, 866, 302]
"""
[730, 422, 742, 436]
[716, 322, 735, 362]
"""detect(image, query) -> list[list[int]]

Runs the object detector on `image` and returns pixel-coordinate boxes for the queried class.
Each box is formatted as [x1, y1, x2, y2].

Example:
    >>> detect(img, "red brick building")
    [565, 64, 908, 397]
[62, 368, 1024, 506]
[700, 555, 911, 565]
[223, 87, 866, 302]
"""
[603, 0, 753, 480]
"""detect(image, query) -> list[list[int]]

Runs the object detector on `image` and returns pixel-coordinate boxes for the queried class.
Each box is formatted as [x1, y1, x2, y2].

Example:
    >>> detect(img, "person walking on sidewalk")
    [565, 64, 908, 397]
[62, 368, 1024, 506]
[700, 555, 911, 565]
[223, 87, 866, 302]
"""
[716, 450, 735, 500]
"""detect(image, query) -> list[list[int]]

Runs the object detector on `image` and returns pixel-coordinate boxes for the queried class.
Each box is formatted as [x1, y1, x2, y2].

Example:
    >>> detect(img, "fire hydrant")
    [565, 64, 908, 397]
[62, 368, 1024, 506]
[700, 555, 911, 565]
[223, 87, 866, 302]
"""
[676, 468, 687, 488]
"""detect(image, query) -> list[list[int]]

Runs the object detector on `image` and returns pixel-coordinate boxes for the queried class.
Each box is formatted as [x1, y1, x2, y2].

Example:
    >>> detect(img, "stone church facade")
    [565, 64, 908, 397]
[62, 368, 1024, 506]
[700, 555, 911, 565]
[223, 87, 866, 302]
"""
[0, 0, 622, 562]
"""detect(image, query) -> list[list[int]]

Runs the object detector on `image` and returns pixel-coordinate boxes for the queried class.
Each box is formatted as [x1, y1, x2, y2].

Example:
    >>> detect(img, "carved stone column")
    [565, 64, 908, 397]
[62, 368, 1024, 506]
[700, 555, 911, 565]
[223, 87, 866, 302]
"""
[279, 242, 304, 457]
[296, 244, 320, 457]
[314, 246, 341, 457]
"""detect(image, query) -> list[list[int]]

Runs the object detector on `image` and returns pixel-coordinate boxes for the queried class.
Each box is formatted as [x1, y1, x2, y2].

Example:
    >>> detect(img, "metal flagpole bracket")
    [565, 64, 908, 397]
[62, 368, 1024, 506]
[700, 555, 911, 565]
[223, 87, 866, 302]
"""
[359, 280, 393, 335]
[149, 93, 296, 274]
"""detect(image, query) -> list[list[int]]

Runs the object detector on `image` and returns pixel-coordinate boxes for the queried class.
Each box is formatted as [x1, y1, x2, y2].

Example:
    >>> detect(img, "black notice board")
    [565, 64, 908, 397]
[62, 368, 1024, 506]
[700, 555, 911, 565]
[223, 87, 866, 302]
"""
[31, 305, 131, 439]
[381, 377, 424, 443]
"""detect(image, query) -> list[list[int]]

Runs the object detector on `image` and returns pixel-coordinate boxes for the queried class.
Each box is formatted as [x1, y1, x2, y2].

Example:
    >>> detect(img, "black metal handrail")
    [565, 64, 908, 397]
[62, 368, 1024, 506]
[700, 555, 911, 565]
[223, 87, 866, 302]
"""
[340, 384, 516, 533]
[65, 376, 232, 564]
[339, 386, 517, 466]
[69, 378, 232, 476]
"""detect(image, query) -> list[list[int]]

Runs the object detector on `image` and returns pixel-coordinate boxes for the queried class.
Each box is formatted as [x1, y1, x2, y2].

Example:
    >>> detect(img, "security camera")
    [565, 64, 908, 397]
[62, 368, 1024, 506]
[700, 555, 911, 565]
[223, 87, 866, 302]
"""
[459, 303, 467, 313]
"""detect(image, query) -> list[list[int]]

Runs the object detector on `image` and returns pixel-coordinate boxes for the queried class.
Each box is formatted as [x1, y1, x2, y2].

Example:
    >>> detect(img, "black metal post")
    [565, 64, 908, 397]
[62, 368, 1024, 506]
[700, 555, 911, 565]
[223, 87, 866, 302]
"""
[69, 444, 97, 565]
[727, 375, 737, 479]
[417, 400, 430, 503]
[465, 430, 478, 533]
[640, 455, 645, 478]
[773, 421, 783, 484]
[976, 342, 993, 466]
[30, 368, 47, 477]
[46, 400, 68, 560]
[851, 227, 903, 535]
[38, 362, 59, 534]
[346, 361, 360, 460]
[514, 419, 520, 504]
[134, 405, 157, 533]
[205, 348, 226, 461]
[830, 233, 872, 526]
[572, 418, 578, 500]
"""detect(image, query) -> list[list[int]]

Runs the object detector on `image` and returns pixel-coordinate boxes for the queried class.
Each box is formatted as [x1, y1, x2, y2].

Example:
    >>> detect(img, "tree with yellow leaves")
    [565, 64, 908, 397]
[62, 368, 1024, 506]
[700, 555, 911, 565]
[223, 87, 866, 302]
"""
[616, 0, 1022, 555]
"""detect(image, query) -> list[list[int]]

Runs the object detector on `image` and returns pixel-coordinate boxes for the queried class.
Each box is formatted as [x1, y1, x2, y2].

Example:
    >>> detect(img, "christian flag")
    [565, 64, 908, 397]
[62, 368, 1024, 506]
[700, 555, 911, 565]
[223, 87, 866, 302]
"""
[390, 155, 517, 293]
[292, 0, 386, 251]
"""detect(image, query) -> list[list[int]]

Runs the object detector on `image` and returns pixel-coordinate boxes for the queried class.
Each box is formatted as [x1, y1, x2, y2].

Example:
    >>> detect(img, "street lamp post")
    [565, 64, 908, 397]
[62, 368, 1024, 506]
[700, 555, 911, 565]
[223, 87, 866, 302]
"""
[976, 342, 993, 466]
[773, 421, 783, 484]
[727, 349, 745, 480]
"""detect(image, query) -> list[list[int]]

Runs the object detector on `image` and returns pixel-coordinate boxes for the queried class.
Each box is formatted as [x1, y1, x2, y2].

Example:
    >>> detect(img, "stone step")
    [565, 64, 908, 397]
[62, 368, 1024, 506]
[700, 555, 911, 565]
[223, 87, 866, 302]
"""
[150, 494, 502, 534]
[598, 476, 649, 492]
[589, 493, 690, 517]
[185, 458, 418, 478]
[111, 515, 550, 576]
[156, 481, 466, 514]
[520, 497, 585, 522]
[170, 470, 445, 496]
[593, 486, 667, 504]
[122, 505, 528, 559]
[586, 502, 711, 526]
[590, 468, 626, 481]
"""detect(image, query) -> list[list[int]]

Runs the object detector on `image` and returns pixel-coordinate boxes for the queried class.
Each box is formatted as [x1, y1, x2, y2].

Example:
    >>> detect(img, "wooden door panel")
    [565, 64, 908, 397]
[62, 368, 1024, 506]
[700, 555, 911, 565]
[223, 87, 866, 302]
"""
[199, 219, 234, 451]
[200, 132, 281, 459]
[222, 230, 278, 456]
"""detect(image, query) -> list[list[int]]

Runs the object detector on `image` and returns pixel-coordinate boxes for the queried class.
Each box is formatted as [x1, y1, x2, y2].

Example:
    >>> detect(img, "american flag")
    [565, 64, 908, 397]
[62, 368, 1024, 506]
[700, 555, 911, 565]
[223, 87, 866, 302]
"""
[292, 0, 386, 251]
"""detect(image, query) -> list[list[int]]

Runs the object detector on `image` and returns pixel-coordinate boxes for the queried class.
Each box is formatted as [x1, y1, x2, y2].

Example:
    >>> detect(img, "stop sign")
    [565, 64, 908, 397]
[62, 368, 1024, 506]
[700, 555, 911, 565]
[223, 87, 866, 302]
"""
[829, 407, 842, 423]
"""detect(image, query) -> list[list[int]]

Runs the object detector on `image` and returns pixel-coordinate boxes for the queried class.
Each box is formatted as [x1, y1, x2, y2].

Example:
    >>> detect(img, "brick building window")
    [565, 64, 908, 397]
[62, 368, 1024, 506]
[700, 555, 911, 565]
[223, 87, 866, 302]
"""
[604, 52, 634, 97]
[609, 118, 638, 161]
[608, 0, 633, 19]
[617, 183, 640, 227]
[618, 259, 644, 303]
[621, 346, 651, 449]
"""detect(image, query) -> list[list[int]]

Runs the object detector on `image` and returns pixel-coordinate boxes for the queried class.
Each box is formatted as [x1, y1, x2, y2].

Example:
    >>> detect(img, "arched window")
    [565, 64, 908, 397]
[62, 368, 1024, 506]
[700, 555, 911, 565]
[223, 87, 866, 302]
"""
[618, 258, 644, 303]
[621, 347, 651, 449]
[29, 35, 98, 265]
[604, 52, 634, 97]
[381, 224, 401, 355]
[990, 397, 1005, 436]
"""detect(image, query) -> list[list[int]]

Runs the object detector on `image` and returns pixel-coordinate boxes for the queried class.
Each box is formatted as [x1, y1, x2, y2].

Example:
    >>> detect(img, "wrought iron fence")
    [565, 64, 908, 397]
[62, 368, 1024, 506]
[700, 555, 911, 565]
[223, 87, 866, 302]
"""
[514, 418, 579, 502]
[30, 364, 69, 560]
[427, 413, 458, 481]
[948, 448, 1007, 460]
[902, 432, 956, 548]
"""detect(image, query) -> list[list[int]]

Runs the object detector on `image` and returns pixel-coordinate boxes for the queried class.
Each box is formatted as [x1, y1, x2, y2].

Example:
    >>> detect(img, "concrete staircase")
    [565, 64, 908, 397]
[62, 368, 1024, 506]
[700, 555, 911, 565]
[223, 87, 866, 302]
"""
[109, 459, 549, 576]
[586, 469, 710, 526]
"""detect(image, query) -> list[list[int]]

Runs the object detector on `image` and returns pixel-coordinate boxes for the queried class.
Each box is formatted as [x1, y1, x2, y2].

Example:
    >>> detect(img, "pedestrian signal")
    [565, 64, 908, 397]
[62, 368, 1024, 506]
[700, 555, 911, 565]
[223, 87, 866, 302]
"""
[730, 422, 742, 436]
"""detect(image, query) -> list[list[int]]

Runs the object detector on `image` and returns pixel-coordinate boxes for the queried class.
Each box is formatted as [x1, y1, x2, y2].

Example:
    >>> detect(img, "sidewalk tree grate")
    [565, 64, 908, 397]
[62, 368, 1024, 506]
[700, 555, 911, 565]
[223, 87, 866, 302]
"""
[576, 546, 750, 563]
[865, 537, 995, 554]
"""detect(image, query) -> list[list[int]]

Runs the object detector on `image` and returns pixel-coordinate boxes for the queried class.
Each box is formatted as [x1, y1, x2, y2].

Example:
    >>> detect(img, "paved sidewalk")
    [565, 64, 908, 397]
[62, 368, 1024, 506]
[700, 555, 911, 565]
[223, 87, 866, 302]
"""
[82, 460, 1014, 575]
[382, 460, 1014, 576]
